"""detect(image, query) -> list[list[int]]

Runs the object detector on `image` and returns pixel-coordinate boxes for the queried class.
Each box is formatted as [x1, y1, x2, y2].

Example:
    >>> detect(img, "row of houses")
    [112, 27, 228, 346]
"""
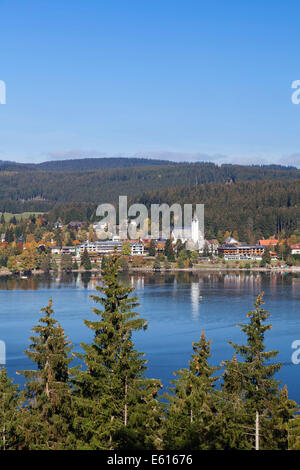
[47, 218, 300, 261]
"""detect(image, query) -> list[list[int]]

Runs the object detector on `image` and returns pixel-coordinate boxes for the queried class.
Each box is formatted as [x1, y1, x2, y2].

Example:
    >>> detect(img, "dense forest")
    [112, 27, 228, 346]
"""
[1, 158, 300, 240]
[0, 157, 174, 172]
[0, 157, 297, 174]
[134, 179, 300, 241]
[0, 160, 300, 211]
[45, 180, 300, 241]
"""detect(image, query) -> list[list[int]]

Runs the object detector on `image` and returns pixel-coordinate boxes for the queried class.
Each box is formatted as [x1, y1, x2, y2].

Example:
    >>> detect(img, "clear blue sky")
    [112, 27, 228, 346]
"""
[1, 0, 300, 165]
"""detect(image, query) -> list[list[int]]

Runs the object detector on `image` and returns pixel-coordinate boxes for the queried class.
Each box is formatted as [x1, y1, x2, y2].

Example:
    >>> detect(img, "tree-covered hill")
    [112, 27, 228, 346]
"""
[1, 159, 300, 238]
[1, 160, 300, 212]
[0, 157, 173, 172]
[134, 179, 300, 241]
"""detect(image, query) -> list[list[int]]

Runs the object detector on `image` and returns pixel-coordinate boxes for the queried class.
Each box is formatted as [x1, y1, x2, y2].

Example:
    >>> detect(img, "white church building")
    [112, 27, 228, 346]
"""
[171, 215, 205, 251]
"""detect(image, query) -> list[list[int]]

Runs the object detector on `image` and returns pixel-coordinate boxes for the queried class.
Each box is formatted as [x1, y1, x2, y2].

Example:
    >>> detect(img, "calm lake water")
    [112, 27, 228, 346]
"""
[1, 270, 300, 401]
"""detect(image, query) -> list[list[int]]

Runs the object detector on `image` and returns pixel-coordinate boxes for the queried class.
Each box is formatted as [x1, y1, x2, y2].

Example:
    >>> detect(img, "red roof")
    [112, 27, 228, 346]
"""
[259, 239, 278, 246]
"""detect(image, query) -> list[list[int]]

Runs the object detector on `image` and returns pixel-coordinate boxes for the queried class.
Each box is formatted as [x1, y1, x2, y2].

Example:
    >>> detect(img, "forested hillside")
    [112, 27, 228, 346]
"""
[0, 159, 300, 214]
[1, 158, 300, 240]
[0, 157, 173, 172]
[134, 179, 300, 241]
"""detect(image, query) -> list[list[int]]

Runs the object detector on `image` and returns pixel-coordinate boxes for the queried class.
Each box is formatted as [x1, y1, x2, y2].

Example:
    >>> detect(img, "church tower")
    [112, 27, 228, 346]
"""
[191, 214, 199, 244]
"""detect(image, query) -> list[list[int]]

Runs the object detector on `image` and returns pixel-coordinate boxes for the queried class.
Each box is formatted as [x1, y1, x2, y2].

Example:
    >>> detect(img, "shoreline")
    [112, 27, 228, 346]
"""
[1, 265, 300, 278]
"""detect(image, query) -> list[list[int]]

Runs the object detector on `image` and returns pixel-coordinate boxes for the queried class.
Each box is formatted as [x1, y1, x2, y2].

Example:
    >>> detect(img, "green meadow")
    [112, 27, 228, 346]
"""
[1, 212, 46, 222]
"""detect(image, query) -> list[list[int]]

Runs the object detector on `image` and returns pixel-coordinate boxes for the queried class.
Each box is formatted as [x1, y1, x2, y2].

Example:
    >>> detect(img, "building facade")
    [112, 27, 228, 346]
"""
[218, 243, 264, 260]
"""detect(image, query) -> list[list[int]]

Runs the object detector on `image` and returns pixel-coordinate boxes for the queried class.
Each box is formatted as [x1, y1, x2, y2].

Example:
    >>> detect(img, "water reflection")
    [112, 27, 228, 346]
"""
[0, 270, 296, 292]
[191, 282, 200, 319]
[1, 270, 300, 400]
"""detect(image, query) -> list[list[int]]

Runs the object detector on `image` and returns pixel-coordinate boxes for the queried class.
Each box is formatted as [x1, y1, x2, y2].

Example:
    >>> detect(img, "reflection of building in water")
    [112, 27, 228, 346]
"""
[191, 282, 200, 319]
[223, 273, 262, 290]
[270, 272, 278, 295]
[130, 276, 144, 290]
[74, 274, 81, 288]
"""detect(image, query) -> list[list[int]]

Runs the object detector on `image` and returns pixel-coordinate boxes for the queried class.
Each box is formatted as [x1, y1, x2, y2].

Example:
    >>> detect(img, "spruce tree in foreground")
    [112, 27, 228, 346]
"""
[0, 367, 20, 450]
[223, 293, 296, 450]
[19, 300, 73, 449]
[217, 354, 250, 449]
[288, 406, 300, 449]
[72, 253, 162, 450]
[163, 332, 219, 450]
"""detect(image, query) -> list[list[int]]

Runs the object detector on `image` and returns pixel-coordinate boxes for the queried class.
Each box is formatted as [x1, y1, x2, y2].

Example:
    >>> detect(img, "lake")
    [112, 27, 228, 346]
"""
[1, 270, 300, 401]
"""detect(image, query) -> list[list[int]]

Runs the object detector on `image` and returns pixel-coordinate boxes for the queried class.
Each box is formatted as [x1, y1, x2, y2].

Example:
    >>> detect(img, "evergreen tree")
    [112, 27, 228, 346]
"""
[0, 367, 20, 450]
[101, 255, 107, 270]
[121, 242, 131, 256]
[203, 242, 210, 258]
[0, 214, 5, 225]
[148, 240, 156, 257]
[288, 409, 300, 450]
[54, 228, 63, 249]
[163, 332, 219, 450]
[72, 260, 79, 270]
[5, 227, 14, 244]
[81, 248, 92, 270]
[260, 247, 271, 267]
[217, 355, 251, 450]
[72, 253, 162, 450]
[40, 253, 51, 273]
[61, 253, 73, 272]
[164, 239, 175, 262]
[175, 239, 184, 257]
[19, 300, 74, 449]
[224, 293, 296, 450]
[267, 386, 296, 450]
[282, 241, 291, 261]
[119, 256, 129, 271]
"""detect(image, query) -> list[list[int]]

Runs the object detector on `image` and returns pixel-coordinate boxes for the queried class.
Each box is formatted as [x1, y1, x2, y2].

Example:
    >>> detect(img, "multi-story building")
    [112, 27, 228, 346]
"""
[130, 241, 144, 256]
[218, 243, 264, 260]
[51, 246, 76, 255]
[79, 240, 123, 255]
[80, 240, 144, 256]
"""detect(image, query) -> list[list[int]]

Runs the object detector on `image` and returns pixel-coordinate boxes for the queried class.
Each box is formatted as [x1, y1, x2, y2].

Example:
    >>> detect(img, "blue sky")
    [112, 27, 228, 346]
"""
[1, 0, 300, 165]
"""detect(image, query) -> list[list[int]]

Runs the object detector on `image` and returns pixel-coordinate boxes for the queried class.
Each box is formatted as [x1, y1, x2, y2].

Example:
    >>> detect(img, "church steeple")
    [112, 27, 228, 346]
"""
[191, 214, 199, 243]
